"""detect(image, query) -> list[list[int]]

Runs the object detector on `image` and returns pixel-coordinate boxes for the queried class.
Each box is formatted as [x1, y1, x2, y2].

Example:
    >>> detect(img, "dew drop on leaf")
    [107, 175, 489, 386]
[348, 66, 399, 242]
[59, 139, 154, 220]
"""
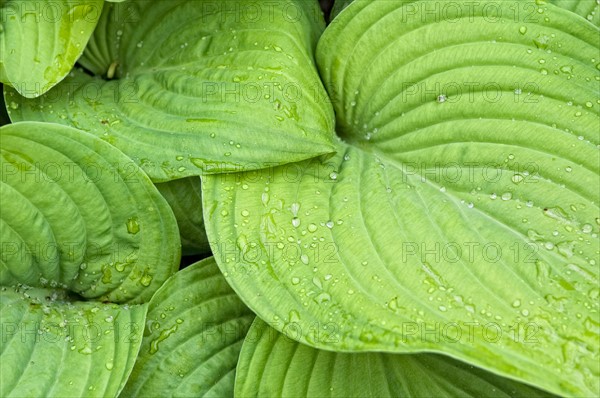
[126, 217, 140, 234]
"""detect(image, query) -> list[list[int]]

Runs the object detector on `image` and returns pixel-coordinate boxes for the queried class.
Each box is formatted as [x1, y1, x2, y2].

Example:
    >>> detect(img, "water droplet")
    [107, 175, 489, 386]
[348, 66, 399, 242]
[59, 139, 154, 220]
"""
[300, 254, 309, 265]
[290, 202, 300, 216]
[519, 26, 527, 35]
[291, 277, 300, 285]
[105, 361, 114, 370]
[149, 324, 178, 354]
[126, 217, 140, 234]
[292, 217, 300, 228]
[582, 316, 599, 336]
[533, 35, 549, 49]
[501, 192, 512, 201]
[359, 330, 375, 343]
[307, 223, 317, 233]
[241, 210, 249, 217]
[314, 292, 331, 305]
[140, 272, 153, 287]
[329, 172, 338, 180]
[325, 221, 334, 229]
[559, 65, 573, 74]
[556, 241, 574, 258]
[512, 299, 522, 307]
[261, 192, 270, 206]
[511, 174, 524, 184]
[289, 310, 301, 323]
[437, 94, 447, 103]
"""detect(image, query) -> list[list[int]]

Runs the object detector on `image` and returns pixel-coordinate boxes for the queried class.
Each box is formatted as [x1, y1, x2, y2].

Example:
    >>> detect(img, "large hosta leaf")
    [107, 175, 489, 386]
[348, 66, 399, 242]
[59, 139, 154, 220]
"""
[5, 0, 335, 181]
[121, 257, 254, 397]
[236, 319, 554, 397]
[203, 1, 600, 396]
[0, 284, 147, 397]
[0, 122, 180, 303]
[0, 0, 103, 97]
[155, 177, 210, 256]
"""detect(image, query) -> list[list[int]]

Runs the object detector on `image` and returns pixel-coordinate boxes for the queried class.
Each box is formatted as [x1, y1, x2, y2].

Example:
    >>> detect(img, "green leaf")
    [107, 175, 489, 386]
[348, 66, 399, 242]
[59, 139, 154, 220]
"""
[202, 1, 599, 396]
[0, 121, 180, 303]
[0, 284, 147, 397]
[155, 177, 210, 256]
[236, 319, 555, 398]
[0, 0, 103, 97]
[120, 257, 254, 397]
[5, 0, 335, 181]
[550, 0, 600, 26]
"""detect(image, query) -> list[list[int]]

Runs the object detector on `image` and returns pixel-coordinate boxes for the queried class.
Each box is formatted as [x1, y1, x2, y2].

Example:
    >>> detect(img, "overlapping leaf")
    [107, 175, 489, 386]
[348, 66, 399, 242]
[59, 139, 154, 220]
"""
[203, 1, 600, 396]
[551, 0, 600, 26]
[0, 0, 103, 97]
[121, 257, 254, 397]
[330, 0, 354, 20]
[0, 121, 180, 303]
[236, 319, 555, 398]
[5, 0, 335, 181]
[0, 285, 147, 397]
[155, 177, 210, 256]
